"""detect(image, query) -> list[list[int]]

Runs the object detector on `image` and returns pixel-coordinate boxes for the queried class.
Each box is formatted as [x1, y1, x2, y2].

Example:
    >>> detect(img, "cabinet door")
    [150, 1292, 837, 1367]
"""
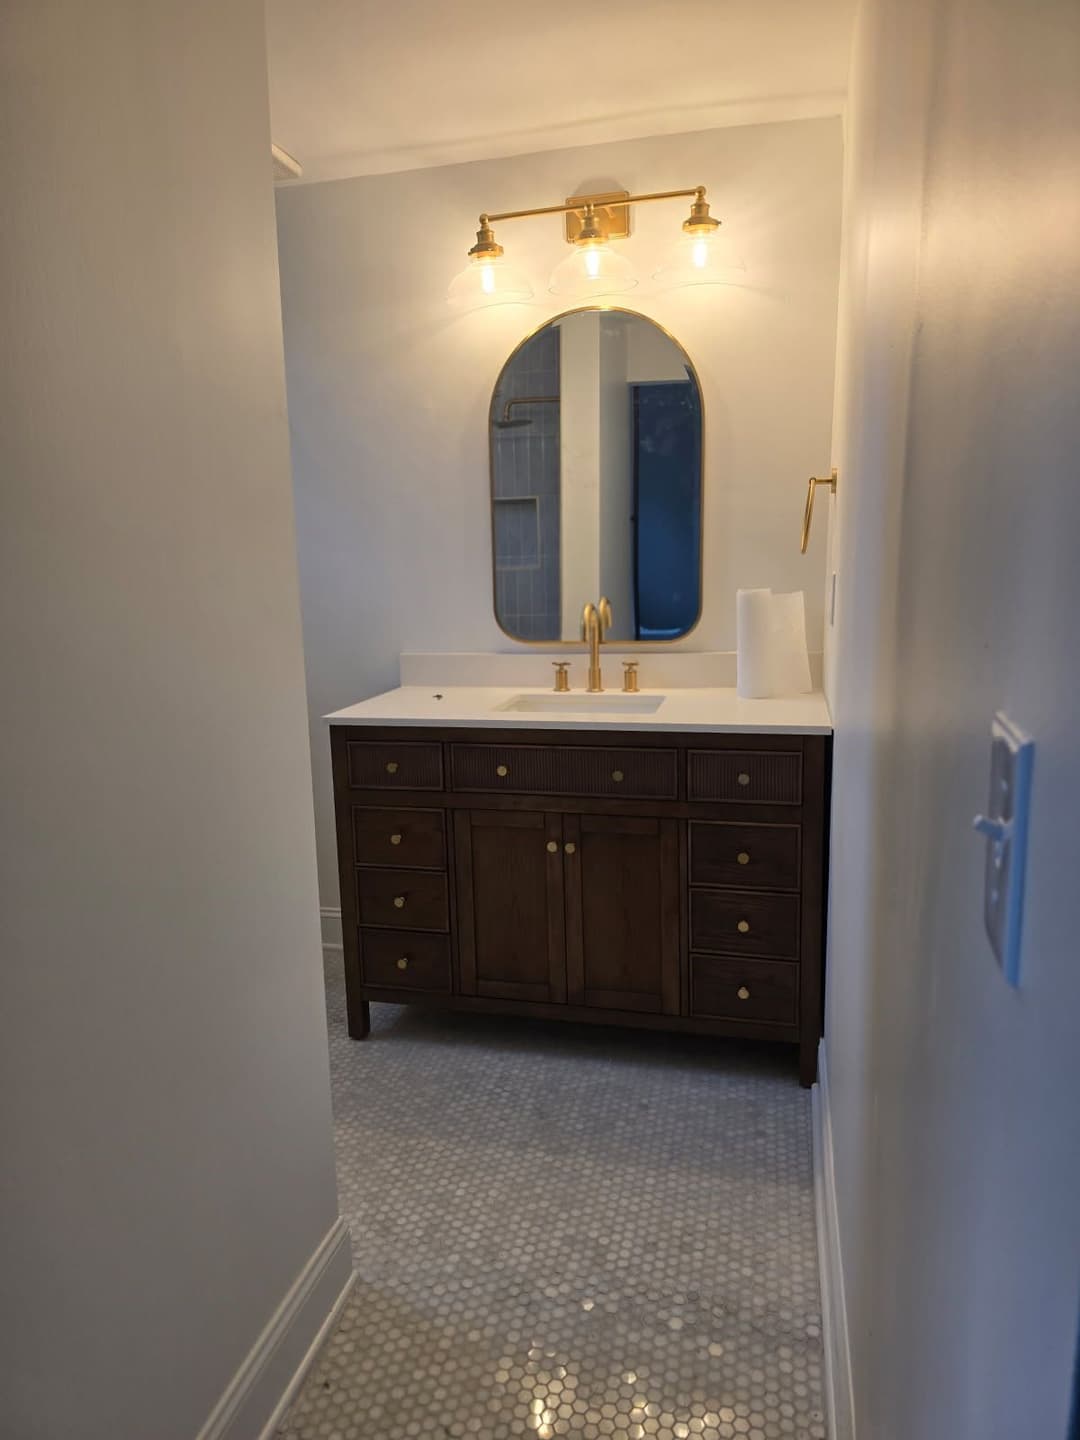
[454, 810, 566, 1004]
[564, 814, 681, 1014]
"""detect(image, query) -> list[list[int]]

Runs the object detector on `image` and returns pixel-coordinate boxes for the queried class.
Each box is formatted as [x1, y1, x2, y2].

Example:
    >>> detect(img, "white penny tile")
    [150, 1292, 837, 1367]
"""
[278, 954, 825, 1440]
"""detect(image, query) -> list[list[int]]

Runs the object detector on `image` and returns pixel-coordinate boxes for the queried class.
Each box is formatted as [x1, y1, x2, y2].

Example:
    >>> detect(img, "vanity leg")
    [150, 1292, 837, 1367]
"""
[799, 1036, 818, 1088]
[348, 999, 371, 1040]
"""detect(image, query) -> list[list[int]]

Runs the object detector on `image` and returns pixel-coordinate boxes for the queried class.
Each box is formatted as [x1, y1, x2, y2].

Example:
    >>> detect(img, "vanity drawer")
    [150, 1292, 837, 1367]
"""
[690, 821, 800, 891]
[690, 890, 800, 959]
[690, 955, 798, 1026]
[355, 868, 449, 931]
[449, 743, 678, 800]
[361, 929, 451, 992]
[345, 740, 443, 791]
[688, 749, 802, 805]
[352, 807, 446, 870]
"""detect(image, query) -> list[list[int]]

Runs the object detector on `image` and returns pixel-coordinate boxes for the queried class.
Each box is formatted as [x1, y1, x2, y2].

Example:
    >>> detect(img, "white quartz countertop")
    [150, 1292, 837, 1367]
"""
[325, 685, 832, 734]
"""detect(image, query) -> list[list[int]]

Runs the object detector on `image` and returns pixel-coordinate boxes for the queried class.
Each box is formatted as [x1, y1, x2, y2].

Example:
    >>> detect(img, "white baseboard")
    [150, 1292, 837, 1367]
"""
[196, 1216, 354, 1440]
[320, 906, 343, 950]
[812, 1044, 856, 1440]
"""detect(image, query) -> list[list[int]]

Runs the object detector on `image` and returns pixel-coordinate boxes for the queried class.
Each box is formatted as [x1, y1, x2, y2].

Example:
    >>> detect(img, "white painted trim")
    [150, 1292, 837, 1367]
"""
[196, 1217, 354, 1440]
[320, 906, 343, 951]
[812, 1043, 855, 1440]
[289, 91, 847, 185]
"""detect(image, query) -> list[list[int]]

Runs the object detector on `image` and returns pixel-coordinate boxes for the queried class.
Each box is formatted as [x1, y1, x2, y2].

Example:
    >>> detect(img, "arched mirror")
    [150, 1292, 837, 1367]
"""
[490, 307, 703, 644]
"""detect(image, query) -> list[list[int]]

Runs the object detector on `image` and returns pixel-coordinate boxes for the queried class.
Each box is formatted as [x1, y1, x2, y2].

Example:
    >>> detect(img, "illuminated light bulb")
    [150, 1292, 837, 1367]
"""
[446, 253, 533, 310]
[548, 241, 637, 297]
[653, 228, 745, 289]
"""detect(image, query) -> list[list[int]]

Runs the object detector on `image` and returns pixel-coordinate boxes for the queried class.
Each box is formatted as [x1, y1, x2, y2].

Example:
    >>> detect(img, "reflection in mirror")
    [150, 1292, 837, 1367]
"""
[490, 309, 702, 644]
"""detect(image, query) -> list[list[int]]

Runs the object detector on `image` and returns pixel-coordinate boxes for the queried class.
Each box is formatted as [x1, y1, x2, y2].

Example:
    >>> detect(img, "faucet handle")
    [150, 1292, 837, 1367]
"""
[622, 661, 640, 694]
[552, 662, 571, 693]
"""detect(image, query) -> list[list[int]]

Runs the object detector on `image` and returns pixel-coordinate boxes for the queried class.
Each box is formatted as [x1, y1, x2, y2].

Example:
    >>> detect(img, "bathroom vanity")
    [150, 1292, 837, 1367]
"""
[327, 301, 834, 1084]
[328, 687, 830, 1085]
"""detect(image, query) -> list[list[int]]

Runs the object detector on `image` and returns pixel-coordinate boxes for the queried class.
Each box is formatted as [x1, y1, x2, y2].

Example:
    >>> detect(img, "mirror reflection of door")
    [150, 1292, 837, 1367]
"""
[632, 380, 702, 639]
[490, 309, 703, 645]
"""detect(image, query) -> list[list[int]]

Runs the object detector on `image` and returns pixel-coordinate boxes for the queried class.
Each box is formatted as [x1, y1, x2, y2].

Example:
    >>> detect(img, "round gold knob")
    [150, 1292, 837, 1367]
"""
[386, 761, 399, 774]
[737, 919, 750, 934]
[390, 833, 403, 846]
[393, 895, 406, 909]
[737, 986, 751, 1000]
[396, 956, 409, 971]
[737, 772, 750, 787]
[737, 851, 750, 866]
[496, 764, 509, 777]
[564, 842, 576, 855]
[546, 840, 558, 854]
[611, 769, 624, 783]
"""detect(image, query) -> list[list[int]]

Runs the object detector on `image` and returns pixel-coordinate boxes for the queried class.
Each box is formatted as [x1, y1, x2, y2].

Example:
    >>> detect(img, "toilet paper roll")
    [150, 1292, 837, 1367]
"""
[769, 590, 813, 696]
[736, 588, 776, 698]
[736, 588, 813, 698]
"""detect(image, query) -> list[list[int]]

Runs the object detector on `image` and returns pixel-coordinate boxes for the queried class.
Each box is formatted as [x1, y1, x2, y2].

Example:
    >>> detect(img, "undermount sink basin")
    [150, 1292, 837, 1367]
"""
[494, 691, 666, 715]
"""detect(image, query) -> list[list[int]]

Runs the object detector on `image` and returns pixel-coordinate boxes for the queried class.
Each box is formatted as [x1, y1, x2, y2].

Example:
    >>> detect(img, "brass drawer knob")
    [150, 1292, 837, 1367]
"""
[385, 761, 399, 774]
[737, 771, 751, 787]
[396, 956, 409, 971]
[496, 764, 509, 777]
[564, 842, 576, 855]
[611, 769, 624, 783]
[393, 894, 407, 909]
[390, 832, 403, 846]
[546, 840, 559, 854]
[737, 851, 750, 865]
[737, 986, 751, 1000]
[737, 919, 750, 934]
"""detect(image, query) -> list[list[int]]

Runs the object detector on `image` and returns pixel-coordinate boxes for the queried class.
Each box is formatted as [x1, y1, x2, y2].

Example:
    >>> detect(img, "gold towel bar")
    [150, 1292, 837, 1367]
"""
[800, 468, 837, 553]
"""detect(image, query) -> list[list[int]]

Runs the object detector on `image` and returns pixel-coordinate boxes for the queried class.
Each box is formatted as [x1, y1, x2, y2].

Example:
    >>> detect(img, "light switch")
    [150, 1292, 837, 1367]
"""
[972, 712, 1034, 987]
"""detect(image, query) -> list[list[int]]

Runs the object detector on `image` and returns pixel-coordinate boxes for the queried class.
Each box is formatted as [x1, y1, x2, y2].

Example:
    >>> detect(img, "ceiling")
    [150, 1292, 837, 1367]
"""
[265, 0, 854, 185]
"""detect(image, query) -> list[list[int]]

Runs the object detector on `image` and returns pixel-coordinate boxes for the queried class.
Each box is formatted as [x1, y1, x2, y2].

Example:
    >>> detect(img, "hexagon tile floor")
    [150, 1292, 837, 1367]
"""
[278, 952, 826, 1440]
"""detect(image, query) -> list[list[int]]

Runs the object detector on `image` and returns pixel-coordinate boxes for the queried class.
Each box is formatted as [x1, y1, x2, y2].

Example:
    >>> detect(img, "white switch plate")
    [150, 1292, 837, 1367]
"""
[972, 712, 1034, 987]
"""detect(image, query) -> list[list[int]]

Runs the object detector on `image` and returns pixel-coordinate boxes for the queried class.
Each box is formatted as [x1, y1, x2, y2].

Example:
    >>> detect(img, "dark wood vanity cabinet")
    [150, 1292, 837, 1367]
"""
[331, 725, 829, 1085]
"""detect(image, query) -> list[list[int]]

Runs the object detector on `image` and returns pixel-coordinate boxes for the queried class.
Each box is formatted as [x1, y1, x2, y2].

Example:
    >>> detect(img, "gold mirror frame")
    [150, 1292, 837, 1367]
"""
[488, 305, 705, 648]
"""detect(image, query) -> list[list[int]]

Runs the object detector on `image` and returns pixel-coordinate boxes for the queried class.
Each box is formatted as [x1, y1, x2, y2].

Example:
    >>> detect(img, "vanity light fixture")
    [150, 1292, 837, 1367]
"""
[548, 202, 637, 299]
[448, 185, 728, 308]
[652, 189, 744, 287]
[446, 218, 534, 310]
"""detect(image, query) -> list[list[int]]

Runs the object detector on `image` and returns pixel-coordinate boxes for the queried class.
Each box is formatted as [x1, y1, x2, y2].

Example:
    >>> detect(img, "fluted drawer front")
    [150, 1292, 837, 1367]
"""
[690, 890, 800, 959]
[691, 955, 798, 1026]
[361, 929, 451, 991]
[690, 821, 800, 891]
[355, 867, 449, 931]
[450, 743, 678, 800]
[346, 740, 443, 791]
[688, 749, 802, 805]
[353, 806, 446, 870]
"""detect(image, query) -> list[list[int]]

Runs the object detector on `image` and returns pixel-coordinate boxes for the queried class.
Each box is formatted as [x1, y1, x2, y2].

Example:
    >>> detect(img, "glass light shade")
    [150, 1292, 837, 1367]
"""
[548, 240, 638, 299]
[652, 229, 745, 288]
[447, 254, 533, 311]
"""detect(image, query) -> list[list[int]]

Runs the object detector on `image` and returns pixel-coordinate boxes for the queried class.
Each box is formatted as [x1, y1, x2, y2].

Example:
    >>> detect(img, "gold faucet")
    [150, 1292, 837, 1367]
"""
[581, 596, 613, 692]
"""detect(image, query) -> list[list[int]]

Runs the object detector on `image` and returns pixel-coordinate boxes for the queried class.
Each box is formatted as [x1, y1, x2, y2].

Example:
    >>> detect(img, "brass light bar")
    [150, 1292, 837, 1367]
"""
[458, 183, 723, 300]
[483, 186, 706, 225]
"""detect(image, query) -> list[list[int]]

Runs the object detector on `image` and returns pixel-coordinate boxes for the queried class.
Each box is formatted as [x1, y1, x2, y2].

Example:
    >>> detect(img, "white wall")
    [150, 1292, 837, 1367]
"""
[0, 5, 346, 1438]
[559, 312, 603, 637]
[276, 117, 843, 905]
[596, 314, 634, 638]
[823, 1, 1080, 1436]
